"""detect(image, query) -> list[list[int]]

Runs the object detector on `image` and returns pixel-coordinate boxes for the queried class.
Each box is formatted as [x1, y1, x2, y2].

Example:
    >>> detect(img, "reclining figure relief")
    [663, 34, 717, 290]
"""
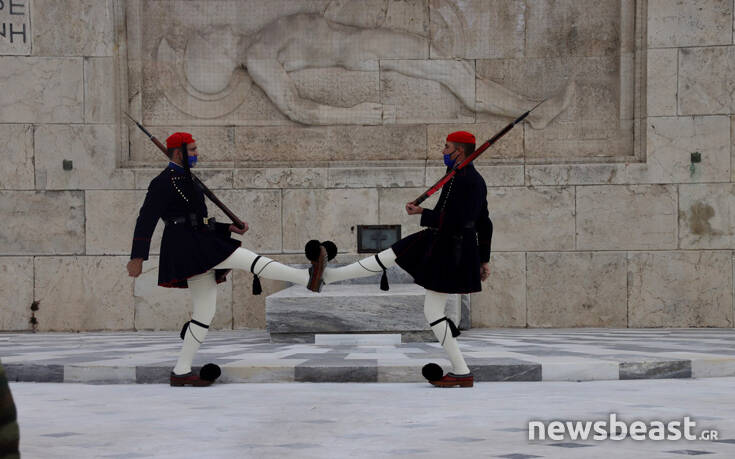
[157, 0, 575, 127]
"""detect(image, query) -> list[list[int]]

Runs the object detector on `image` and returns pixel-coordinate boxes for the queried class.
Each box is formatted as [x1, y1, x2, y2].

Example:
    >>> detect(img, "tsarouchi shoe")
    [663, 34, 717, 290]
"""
[305, 241, 327, 292]
[429, 372, 474, 388]
[169, 371, 214, 387]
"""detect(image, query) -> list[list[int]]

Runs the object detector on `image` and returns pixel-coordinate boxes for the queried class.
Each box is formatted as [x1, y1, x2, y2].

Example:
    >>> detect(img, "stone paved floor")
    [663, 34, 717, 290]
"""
[10, 378, 735, 458]
[2, 328, 735, 383]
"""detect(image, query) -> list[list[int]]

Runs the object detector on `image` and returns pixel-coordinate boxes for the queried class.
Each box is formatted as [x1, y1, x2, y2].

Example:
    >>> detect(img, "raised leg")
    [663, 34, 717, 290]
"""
[214, 247, 309, 286]
[322, 248, 397, 284]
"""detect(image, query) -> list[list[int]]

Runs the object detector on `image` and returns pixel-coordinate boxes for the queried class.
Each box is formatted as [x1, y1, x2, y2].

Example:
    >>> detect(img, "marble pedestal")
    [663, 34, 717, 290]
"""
[266, 283, 466, 343]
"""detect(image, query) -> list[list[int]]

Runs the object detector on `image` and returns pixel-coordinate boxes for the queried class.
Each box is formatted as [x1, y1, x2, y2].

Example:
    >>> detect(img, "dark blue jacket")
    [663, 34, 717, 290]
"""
[392, 163, 493, 293]
[131, 165, 240, 288]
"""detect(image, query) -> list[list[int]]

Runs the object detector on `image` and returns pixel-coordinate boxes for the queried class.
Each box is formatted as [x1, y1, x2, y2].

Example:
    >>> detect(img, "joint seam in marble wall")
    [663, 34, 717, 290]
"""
[494, 249, 735, 255]
[675, 183, 681, 250]
[82, 58, 87, 123]
[31, 124, 36, 189]
[574, 186, 578, 251]
[524, 251, 528, 328]
[279, 188, 284, 253]
[32, 255, 36, 332]
[648, 43, 735, 51]
[626, 251, 630, 327]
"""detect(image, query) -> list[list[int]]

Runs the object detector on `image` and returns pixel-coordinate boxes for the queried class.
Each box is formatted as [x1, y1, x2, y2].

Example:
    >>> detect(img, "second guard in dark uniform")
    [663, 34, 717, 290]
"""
[321, 131, 493, 387]
[127, 132, 329, 387]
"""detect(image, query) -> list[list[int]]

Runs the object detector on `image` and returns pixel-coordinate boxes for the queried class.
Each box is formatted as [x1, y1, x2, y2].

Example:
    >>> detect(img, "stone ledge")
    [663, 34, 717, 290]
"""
[4, 357, 732, 384]
[3, 329, 735, 384]
[265, 284, 462, 339]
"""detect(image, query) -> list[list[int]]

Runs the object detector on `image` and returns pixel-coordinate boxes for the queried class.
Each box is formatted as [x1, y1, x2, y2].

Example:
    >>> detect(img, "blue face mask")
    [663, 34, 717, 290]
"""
[187, 155, 197, 168]
[443, 153, 455, 168]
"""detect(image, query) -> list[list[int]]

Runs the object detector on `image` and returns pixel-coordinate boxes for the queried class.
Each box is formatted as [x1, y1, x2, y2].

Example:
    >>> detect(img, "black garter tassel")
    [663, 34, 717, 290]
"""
[375, 254, 389, 291]
[251, 255, 262, 295]
[430, 317, 461, 338]
[252, 275, 262, 295]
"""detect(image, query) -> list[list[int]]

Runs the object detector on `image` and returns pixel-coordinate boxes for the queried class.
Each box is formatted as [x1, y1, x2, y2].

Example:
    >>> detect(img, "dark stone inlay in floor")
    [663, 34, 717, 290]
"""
[294, 366, 378, 383]
[663, 450, 714, 455]
[441, 436, 485, 442]
[619, 360, 692, 380]
[4, 363, 63, 382]
[496, 454, 542, 459]
[547, 442, 595, 448]
[471, 364, 542, 382]
[135, 366, 171, 384]
[273, 443, 321, 449]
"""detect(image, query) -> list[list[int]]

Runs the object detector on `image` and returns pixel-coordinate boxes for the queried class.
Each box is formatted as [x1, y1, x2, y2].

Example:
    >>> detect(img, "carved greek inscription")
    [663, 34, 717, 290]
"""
[0, 0, 30, 55]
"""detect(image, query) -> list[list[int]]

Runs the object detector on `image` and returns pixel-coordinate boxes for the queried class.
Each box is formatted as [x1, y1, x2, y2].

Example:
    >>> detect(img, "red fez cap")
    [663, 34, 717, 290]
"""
[166, 132, 195, 149]
[446, 131, 475, 144]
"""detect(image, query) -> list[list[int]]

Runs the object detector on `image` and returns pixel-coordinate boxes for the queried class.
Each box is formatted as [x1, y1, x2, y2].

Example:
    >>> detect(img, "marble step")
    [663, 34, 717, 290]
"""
[266, 284, 468, 343]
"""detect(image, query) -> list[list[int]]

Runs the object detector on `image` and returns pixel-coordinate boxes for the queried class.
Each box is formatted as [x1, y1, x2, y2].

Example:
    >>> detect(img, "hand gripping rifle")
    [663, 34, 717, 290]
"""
[124, 113, 246, 230]
[412, 99, 547, 206]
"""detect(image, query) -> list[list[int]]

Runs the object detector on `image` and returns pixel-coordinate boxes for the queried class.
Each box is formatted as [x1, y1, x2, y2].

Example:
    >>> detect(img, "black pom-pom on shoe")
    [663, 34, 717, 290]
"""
[422, 363, 443, 382]
[305, 239, 322, 261]
[322, 241, 338, 260]
[200, 363, 221, 382]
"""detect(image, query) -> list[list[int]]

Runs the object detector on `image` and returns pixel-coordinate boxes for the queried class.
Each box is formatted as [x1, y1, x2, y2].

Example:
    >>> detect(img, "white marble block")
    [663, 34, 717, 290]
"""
[266, 284, 461, 341]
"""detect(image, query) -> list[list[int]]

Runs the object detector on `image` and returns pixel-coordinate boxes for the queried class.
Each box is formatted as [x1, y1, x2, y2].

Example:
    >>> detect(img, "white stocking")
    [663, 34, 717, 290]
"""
[424, 290, 470, 375]
[322, 248, 397, 284]
[173, 271, 217, 375]
[214, 247, 309, 286]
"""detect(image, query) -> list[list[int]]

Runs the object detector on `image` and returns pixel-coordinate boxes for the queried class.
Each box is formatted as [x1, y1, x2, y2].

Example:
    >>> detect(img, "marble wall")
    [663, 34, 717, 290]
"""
[1, 0, 734, 331]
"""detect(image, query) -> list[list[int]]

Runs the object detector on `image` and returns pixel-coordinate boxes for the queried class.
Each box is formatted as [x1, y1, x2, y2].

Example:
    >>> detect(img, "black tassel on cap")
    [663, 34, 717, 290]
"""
[375, 254, 389, 291]
[250, 255, 262, 295]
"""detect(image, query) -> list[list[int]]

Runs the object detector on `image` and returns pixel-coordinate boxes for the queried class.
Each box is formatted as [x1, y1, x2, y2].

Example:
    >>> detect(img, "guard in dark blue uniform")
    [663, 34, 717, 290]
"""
[128, 132, 327, 386]
[322, 131, 492, 387]
[390, 159, 492, 295]
[130, 146, 241, 289]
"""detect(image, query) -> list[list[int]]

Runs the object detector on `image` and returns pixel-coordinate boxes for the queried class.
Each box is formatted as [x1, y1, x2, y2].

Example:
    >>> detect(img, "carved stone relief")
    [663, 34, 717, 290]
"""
[121, 0, 643, 163]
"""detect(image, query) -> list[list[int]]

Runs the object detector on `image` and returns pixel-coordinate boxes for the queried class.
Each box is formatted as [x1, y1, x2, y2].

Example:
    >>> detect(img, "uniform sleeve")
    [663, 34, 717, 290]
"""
[419, 207, 441, 228]
[420, 177, 480, 233]
[475, 190, 493, 263]
[130, 179, 167, 260]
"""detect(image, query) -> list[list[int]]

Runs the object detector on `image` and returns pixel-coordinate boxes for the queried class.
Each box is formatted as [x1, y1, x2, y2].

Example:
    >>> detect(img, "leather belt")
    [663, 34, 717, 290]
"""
[164, 214, 216, 230]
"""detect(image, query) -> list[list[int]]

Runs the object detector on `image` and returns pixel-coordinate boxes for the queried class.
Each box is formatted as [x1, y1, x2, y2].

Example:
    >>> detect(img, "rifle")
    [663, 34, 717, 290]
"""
[124, 113, 246, 230]
[412, 99, 547, 206]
